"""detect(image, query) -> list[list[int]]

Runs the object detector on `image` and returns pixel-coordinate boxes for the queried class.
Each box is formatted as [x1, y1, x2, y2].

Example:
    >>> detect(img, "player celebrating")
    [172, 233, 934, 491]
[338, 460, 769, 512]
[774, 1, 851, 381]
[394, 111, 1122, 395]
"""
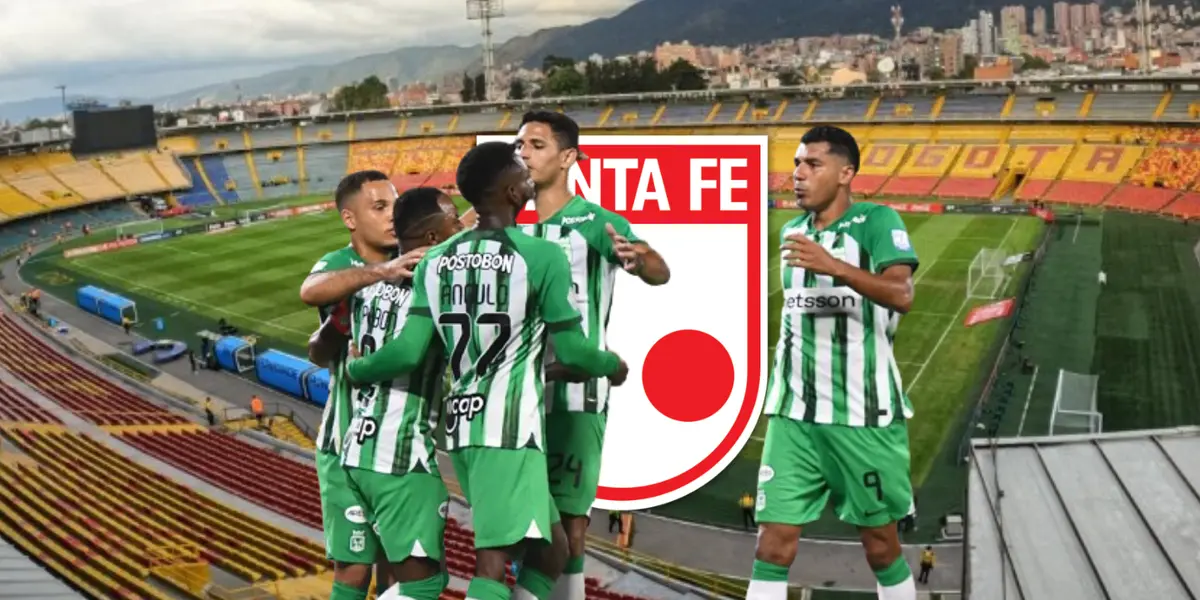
[320, 186, 467, 600]
[344, 141, 629, 600]
[514, 110, 670, 600]
[747, 126, 920, 600]
[299, 171, 429, 600]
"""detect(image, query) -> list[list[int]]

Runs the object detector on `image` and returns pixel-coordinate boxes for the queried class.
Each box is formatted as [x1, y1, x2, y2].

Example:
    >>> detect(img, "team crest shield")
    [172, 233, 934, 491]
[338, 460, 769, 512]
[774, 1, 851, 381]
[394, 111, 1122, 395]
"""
[476, 134, 769, 510]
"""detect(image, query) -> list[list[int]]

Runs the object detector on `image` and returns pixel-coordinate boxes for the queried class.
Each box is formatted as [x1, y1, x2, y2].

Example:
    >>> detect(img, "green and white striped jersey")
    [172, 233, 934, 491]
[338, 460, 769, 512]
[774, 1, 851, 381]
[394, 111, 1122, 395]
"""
[410, 227, 582, 451]
[311, 246, 363, 456]
[339, 274, 445, 476]
[522, 195, 641, 414]
[764, 202, 920, 428]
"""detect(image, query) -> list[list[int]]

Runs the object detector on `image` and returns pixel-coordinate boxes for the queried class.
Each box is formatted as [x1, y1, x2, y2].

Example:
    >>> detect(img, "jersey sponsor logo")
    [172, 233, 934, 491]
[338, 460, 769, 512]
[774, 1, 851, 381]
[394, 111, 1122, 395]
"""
[783, 287, 860, 315]
[561, 214, 596, 226]
[353, 416, 378, 444]
[438, 500, 450, 520]
[478, 133, 769, 511]
[435, 252, 515, 274]
[892, 229, 912, 251]
[444, 394, 486, 435]
[837, 214, 868, 230]
[345, 506, 367, 524]
[362, 282, 411, 305]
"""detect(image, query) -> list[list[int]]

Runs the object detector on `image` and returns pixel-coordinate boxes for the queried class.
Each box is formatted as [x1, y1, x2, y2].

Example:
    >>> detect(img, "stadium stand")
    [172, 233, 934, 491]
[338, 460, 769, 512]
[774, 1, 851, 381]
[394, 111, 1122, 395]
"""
[95, 153, 173, 195]
[1043, 144, 1142, 205]
[50, 160, 125, 202]
[0, 379, 60, 424]
[198, 156, 240, 203]
[253, 149, 303, 198]
[454, 109, 505, 133]
[391, 136, 473, 191]
[300, 122, 350, 145]
[351, 116, 401, 140]
[347, 140, 402, 174]
[0, 155, 80, 210]
[300, 145, 348, 194]
[0, 315, 188, 426]
[0, 535, 82, 600]
[855, 143, 907, 196]
[147, 152, 191, 189]
[220, 154, 258, 200]
[0, 427, 327, 590]
[935, 144, 1009, 199]
[1164, 192, 1200, 219]
[174, 158, 218, 206]
[1008, 144, 1073, 200]
[881, 143, 959, 196]
[0, 182, 46, 220]
[247, 125, 295, 149]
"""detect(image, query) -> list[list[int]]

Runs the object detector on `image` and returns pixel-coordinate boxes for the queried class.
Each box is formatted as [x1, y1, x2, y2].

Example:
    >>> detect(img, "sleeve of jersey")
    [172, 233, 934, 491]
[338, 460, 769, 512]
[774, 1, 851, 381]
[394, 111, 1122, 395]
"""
[868, 207, 920, 274]
[344, 315, 436, 384]
[596, 210, 643, 265]
[309, 250, 354, 323]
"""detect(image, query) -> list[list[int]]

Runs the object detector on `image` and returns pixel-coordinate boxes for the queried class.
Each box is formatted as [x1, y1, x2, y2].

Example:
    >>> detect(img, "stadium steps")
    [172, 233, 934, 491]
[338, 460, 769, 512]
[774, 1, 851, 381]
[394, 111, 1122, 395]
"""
[93, 159, 130, 196]
[0, 315, 188, 426]
[1154, 91, 1173, 120]
[0, 379, 61, 424]
[30, 429, 326, 579]
[1078, 91, 1096, 117]
[0, 517, 107, 599]
[650, 105, 666, 126]
[0, 463, 176, 599]
[703, 103, 721, 123]
[243, 154, 264, 199]
[930, 95, 946, 119]
[191, 158, 224, 205]
[100, 423, 207, 436]
[865, 97, 882, 120]
[222, 415, 314, 450]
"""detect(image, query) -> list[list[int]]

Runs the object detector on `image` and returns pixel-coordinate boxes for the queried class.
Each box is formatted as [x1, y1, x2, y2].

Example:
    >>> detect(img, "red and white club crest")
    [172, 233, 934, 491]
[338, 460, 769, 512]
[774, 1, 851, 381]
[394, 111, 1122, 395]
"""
[476, 134, 768, 510]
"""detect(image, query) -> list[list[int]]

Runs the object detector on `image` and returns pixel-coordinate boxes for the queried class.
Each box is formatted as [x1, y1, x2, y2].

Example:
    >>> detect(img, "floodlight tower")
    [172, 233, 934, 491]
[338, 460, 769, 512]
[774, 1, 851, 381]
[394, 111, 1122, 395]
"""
[467, 0, 506, 102]
[891, 5, 904, 45]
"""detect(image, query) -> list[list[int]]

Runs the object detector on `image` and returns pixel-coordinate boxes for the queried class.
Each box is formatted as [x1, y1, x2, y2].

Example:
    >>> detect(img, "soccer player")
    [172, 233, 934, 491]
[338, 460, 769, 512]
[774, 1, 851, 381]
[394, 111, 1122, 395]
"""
[333, 186, 467, 600]
[344, 141, 630, 600]
[299, 170, 429, 600]
[513, 110, 670, 600]
[747, 126, 920, 600]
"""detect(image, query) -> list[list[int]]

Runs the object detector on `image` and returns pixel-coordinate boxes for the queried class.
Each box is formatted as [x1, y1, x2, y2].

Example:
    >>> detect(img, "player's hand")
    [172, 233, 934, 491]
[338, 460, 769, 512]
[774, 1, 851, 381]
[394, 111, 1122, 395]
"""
[781, 233, 843, 277]
[327, 299, 352, 336]
[459, 208, 479, 229]
[545, 362, 591, 383]
[374, 247, 428, 281]
[347, 340, 361, 359]
[605, 223, 643, 274]
[608, 357, 629, 387]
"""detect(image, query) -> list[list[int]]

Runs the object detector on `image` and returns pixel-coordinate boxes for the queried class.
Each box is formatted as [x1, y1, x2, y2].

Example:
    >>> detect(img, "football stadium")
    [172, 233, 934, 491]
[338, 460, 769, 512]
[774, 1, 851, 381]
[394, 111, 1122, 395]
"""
[2, 76, 1200, 600]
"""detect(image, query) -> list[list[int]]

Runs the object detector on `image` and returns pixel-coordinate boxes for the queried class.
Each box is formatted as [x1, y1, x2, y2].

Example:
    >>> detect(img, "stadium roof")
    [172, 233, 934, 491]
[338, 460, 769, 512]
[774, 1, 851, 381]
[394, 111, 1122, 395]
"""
[966, 426, 1200, 600]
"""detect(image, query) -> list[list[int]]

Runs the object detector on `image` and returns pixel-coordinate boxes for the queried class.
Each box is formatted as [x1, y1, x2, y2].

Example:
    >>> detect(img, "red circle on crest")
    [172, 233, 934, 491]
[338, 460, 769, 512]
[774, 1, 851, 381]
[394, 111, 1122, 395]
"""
[642, 329, 734, 423]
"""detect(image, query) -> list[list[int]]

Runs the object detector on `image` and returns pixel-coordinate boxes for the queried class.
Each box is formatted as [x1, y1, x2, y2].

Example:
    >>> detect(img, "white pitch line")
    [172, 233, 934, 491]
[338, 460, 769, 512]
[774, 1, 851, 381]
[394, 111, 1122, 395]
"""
[67, 261, 310, 337]
[905, 218, 1020, 394]
[1017, 365, 1040, 436]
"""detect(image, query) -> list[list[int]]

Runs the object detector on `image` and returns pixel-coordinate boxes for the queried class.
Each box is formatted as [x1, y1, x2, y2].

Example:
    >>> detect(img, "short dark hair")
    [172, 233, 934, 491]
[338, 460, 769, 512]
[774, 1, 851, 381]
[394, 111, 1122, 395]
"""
[800, 126, 861, 173]
[334, 170, 391, 210]
[520, 110, 581, 154]
[456, 141, 520, 207]
[393, 186, 445, 236]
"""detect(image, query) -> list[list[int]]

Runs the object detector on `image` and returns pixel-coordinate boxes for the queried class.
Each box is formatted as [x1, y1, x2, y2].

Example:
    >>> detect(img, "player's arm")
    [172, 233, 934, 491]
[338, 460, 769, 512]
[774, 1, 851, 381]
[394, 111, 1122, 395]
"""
[781, 208, 918, 314]
[343, 260, 436, 383]
[343, 315, 436, 384]
[603, 215, 669, 286]
[298, 248, 427, 307]
[537, 243, 629, 381]
[307, 309, 349, 368]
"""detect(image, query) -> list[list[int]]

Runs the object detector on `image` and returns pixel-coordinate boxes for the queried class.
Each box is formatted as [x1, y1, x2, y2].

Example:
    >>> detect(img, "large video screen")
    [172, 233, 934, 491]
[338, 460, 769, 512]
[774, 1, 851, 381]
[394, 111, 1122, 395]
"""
[70, 106, 157, 154]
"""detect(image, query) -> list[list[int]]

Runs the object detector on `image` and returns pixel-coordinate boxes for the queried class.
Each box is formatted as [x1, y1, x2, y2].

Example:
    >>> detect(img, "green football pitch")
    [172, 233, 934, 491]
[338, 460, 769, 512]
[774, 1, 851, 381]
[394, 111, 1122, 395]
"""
[23, 195, 1044, 539]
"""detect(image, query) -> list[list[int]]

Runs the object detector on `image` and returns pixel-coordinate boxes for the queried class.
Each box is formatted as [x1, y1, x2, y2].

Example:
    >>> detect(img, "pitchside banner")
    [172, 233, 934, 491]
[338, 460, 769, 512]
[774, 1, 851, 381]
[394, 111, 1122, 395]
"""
[477, 134, 769, 510]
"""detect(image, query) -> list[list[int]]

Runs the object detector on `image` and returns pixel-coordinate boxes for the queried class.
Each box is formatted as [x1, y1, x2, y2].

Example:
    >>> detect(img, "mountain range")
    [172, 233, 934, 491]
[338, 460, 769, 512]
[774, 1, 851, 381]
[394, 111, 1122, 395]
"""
[3, 0, 1056, 118]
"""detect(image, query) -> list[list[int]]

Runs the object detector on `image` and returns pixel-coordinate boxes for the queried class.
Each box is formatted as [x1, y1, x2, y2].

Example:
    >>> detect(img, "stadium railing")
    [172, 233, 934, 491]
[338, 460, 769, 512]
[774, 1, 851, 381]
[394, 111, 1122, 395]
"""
[586, 536, 747, 599]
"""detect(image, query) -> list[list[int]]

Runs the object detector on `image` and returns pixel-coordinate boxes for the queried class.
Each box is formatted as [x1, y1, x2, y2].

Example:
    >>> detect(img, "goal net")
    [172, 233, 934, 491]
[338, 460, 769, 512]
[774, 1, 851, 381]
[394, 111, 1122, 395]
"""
[1050, 369, 1103, 435]
[116, 219, 164, 238]
[967, 248, 1008, 299]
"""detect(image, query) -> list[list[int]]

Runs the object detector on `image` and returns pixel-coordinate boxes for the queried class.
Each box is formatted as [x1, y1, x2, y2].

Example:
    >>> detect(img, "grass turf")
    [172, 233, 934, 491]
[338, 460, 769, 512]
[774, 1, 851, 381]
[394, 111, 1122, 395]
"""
[23, 195, 1045, 540]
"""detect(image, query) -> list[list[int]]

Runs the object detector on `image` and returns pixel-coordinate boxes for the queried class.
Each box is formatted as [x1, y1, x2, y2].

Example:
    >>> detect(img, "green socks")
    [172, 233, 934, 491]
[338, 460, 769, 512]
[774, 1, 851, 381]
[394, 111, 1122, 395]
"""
[397, 572, 450, 600]
[330, 580, 368, 600]
[515, 567, 556, 600]
[750, 560, 789, 581]
[467, 577, 511, 600]
[873, 555, 913, 587]
[563, 556, 584, 575]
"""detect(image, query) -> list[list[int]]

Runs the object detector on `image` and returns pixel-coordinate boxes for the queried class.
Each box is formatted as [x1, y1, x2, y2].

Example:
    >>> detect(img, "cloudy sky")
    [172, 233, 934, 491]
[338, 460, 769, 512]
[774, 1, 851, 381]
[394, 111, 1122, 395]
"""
[0, 0, 639, 104]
